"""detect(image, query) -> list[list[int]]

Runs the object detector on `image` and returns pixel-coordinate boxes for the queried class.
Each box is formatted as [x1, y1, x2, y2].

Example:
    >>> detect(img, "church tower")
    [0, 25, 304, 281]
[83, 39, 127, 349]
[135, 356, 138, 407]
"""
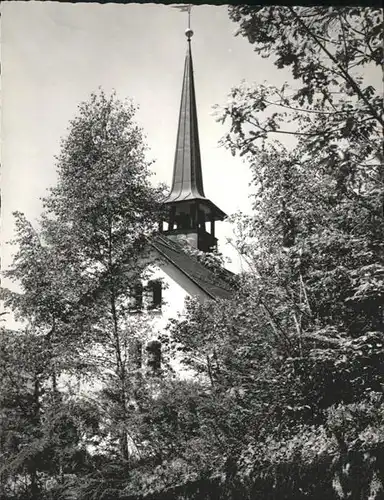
[160, 28, 226, 253]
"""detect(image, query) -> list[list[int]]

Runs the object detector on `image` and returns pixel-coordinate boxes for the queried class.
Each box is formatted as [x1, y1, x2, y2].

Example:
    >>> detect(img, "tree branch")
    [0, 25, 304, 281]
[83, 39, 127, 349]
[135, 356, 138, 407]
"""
[288, 7, 384, 128]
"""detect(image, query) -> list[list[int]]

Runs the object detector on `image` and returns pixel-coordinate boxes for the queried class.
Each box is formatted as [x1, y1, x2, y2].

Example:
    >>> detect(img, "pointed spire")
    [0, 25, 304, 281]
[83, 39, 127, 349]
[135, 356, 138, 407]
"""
[161, 26, 226, 252]
[166, 32, 207, 203]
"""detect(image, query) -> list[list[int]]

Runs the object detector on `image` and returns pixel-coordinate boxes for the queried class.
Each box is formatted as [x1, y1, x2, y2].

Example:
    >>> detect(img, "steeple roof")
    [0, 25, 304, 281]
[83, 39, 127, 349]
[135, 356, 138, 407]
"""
[164, 29, 226, 225]
[166, 36, 206, 203]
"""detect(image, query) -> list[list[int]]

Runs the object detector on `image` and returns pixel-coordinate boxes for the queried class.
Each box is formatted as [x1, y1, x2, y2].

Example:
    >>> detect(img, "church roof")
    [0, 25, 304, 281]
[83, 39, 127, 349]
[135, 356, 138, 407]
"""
[166, 38, 204, 204]
[151, 235, 233, 300]
[165, 35, 225, 221]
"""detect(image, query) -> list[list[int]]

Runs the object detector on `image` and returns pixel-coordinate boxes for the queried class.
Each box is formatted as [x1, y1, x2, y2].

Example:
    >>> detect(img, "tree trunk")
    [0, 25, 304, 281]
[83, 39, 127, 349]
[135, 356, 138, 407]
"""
[30, 469, 40, 499]
[29, 376, 41, 499]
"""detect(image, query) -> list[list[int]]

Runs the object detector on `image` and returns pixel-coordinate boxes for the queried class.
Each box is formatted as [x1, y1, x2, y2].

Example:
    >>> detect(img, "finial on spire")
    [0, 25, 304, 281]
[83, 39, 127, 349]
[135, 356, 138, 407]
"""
[185, 28, 194, 40]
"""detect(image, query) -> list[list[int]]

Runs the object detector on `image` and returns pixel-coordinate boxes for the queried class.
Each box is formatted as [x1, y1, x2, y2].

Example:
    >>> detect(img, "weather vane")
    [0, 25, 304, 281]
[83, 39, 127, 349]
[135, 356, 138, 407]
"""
[172, 4, 193, 39]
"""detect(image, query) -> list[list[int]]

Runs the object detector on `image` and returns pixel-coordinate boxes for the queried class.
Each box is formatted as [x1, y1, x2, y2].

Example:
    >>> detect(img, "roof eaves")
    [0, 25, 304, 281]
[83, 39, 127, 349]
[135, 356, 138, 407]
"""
[151, 240, 217, 301]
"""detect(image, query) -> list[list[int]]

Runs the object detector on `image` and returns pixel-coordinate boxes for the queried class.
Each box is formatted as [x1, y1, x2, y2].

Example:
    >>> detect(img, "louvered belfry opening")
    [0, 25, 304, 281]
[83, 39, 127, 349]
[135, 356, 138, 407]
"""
[161, 33, 226, 253]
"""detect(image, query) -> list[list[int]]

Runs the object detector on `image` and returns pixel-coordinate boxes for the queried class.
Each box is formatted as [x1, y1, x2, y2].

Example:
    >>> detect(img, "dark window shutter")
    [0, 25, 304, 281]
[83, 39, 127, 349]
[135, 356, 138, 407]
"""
[130, 283, 143, 311]
[146, 340, 161, 375]
[152, 280, 162, 309]
[147, 280, 162, 310]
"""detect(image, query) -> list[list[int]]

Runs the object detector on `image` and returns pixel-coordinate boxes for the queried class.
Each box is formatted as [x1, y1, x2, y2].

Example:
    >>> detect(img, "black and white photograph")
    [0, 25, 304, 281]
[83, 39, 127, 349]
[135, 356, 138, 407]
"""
[1, 2, 383, 499]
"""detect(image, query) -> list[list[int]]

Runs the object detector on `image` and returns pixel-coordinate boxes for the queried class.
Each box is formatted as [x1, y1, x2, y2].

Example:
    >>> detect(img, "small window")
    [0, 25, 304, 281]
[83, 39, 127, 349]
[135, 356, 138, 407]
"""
[129, 283, 143, 312]
[146, 280, 162, 310]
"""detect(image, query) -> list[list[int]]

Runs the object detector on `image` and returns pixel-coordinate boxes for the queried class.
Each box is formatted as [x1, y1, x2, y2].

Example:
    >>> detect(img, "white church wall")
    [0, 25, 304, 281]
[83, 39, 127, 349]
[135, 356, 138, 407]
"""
[147, 262, 209, 324]
[142, 260, 210, 378]
[56, 253, 208, 400]
[137, 246, 211, 335]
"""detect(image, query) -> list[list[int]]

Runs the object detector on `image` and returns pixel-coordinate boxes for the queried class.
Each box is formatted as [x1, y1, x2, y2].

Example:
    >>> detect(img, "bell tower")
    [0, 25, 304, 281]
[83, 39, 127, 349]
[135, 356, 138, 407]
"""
[160, 28, 226, 253]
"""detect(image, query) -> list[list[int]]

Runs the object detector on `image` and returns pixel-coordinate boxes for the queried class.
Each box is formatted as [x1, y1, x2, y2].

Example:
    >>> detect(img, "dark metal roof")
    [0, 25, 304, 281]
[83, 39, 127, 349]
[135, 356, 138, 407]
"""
[166, 39, 204, 203]
[166, 198, 227, 221]
[165, 38, 225, 221]
[151, 235, 233, 300]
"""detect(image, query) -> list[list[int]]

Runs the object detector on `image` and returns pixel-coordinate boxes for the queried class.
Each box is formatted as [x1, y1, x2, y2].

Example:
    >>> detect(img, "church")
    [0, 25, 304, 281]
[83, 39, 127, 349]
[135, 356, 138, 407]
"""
[133, 27, 233, 373]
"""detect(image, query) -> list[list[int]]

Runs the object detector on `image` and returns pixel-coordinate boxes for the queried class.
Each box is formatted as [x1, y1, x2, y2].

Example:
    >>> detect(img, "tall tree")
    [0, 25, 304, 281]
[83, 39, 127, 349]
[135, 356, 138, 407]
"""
[2, 91, 164, 464]
[216, 6, 383, 337]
